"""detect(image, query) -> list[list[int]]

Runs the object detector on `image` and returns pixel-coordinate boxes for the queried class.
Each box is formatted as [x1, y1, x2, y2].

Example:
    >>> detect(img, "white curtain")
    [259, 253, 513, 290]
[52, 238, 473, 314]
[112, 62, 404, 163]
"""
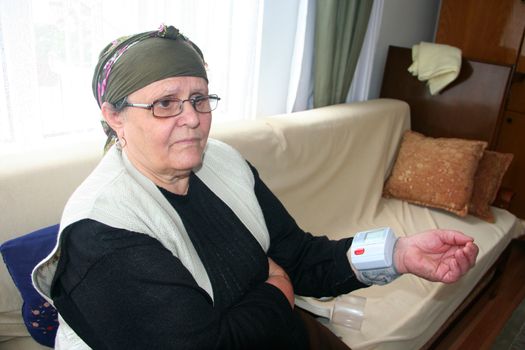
[346, 0, 384, 102]
[286, 0, 316, 113]
[0, 0, 262, 151]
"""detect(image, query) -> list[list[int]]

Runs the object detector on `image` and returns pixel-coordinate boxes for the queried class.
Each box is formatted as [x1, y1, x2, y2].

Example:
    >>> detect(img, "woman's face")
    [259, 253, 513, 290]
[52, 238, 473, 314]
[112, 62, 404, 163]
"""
[118, 76, 212, 184]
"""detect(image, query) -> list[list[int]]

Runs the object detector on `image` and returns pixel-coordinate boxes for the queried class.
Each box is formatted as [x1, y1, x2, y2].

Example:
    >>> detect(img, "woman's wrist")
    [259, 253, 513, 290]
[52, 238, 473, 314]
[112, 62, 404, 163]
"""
[393, 237, 408, 274]
[265, 276, 295, 308]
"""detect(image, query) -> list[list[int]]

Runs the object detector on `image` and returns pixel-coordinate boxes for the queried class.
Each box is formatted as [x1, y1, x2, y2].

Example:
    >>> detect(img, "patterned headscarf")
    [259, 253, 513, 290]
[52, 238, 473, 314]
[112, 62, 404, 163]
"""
[92, 25, 208, 151]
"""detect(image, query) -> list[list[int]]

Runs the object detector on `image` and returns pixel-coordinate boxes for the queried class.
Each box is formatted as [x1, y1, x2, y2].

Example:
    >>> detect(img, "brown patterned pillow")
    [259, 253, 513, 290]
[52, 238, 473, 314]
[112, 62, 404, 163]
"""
[469, 151, 513, 222]
[383, 130, 487, 216]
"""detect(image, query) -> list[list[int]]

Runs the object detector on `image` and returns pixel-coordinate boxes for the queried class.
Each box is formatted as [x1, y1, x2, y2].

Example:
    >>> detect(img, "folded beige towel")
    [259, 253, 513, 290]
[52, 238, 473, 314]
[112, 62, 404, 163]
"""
[408, 42, 462, 95]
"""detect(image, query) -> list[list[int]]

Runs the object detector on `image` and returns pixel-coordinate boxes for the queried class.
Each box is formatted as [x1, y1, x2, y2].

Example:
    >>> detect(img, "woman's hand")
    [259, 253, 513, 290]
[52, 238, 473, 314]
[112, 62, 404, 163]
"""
[394, 229, 479, 284]
[265, 258, 295, 308]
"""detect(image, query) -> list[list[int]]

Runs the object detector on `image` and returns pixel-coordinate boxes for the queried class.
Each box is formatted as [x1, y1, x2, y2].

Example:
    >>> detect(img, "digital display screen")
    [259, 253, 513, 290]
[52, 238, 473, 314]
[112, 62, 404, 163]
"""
[364, 229, 386, 244]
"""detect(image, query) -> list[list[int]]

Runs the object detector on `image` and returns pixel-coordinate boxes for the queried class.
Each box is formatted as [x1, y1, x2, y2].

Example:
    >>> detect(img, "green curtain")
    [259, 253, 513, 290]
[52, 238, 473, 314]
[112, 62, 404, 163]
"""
[313, 0, 373, 108]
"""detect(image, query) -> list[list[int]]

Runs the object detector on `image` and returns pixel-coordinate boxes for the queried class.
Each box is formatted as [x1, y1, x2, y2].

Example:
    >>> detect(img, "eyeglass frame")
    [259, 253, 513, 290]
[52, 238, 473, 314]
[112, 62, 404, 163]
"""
[121, 94, 220, 118]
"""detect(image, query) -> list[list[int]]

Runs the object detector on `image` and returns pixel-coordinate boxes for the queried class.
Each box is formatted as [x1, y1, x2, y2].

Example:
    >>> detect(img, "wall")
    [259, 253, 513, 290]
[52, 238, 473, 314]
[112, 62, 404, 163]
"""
[368, 0, 441, 98]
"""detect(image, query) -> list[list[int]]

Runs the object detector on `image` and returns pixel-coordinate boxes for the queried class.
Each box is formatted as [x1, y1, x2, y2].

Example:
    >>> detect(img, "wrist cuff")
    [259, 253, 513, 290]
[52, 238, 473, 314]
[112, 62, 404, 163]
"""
[354, 265, 400, 286]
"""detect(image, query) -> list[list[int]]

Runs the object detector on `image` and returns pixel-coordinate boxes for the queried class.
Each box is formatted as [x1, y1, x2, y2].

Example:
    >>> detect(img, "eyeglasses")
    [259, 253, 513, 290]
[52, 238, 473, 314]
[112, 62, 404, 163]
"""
[123, 94, 220, 118]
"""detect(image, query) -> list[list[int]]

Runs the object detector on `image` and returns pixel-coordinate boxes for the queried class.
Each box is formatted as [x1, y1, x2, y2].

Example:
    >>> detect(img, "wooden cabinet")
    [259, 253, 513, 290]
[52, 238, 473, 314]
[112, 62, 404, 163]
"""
[437, 0, 525, 67]
[508, 73, 525, 113]
[436, 0, 525, 218]
[497, 111, 525, 216]
[518, 32, 525, 73]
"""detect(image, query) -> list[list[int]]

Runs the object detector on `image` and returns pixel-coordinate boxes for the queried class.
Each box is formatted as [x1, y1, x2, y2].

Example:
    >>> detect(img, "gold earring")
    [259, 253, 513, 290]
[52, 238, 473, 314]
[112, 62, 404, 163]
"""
[116, 136, 127, 150]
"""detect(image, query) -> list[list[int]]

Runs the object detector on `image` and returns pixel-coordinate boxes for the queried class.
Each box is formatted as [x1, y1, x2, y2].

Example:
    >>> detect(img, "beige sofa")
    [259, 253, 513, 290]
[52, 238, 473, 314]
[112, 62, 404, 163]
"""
[1, 99, 523, 349]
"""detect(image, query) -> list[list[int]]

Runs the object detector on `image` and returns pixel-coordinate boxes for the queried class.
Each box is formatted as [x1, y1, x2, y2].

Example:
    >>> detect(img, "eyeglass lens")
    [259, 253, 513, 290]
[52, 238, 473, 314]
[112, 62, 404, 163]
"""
[153, 96, 218, 117]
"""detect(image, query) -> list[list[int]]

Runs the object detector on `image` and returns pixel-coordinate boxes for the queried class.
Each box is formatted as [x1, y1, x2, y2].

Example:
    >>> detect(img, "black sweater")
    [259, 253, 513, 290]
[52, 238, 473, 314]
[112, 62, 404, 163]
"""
[51, 165, 366, 349]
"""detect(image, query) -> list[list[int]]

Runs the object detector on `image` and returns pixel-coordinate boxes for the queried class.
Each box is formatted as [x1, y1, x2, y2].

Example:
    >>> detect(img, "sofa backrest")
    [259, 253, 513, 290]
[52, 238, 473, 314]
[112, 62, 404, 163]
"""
[1, 99, 410, 241]
[211, 99, 410, 235]
[0, 139, 103, 240]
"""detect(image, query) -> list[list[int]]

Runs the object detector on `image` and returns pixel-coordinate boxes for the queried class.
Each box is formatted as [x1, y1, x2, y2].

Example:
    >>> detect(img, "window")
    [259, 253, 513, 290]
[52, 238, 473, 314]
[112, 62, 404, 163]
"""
[0, 0, 262, 152]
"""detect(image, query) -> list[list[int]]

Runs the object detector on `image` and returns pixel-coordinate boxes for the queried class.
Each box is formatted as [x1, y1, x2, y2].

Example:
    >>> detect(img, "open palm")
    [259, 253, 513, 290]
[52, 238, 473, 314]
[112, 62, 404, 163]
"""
[394, 229, 479, 283]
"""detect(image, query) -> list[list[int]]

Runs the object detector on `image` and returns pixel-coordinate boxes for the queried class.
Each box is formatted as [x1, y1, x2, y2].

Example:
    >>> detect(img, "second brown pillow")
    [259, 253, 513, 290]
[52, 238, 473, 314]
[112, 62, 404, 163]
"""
[469, 151, 513, 222]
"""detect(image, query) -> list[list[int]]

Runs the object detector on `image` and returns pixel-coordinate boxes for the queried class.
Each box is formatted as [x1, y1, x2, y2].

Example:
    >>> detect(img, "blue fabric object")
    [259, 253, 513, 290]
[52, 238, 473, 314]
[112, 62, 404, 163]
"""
[0, 224, 59, 348]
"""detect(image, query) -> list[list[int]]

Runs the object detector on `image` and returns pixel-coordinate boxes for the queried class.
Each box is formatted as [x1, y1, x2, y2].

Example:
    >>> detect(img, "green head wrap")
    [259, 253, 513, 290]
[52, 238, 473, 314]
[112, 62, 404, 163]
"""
[93, 25, 207, 107]
[92, 25, 208, 151]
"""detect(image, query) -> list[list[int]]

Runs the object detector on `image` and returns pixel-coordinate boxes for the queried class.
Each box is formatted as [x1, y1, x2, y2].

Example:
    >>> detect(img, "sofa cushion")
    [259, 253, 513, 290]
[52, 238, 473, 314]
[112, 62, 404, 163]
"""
[0, 224, 59, 347]
[469, 150, 513, 222]
[383, 130, 487, 216]
[324, 197, 523, 350]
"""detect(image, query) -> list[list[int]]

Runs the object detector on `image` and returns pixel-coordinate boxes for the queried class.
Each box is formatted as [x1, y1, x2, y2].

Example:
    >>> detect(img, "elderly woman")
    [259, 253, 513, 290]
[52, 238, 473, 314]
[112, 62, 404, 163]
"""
[33, 25, 478, 349]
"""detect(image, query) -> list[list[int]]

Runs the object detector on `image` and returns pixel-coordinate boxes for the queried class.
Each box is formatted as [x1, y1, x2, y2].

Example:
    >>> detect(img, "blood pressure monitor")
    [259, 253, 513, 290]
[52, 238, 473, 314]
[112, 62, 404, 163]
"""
[294, 227, 399, 321]
[349, 227, 397, 271]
